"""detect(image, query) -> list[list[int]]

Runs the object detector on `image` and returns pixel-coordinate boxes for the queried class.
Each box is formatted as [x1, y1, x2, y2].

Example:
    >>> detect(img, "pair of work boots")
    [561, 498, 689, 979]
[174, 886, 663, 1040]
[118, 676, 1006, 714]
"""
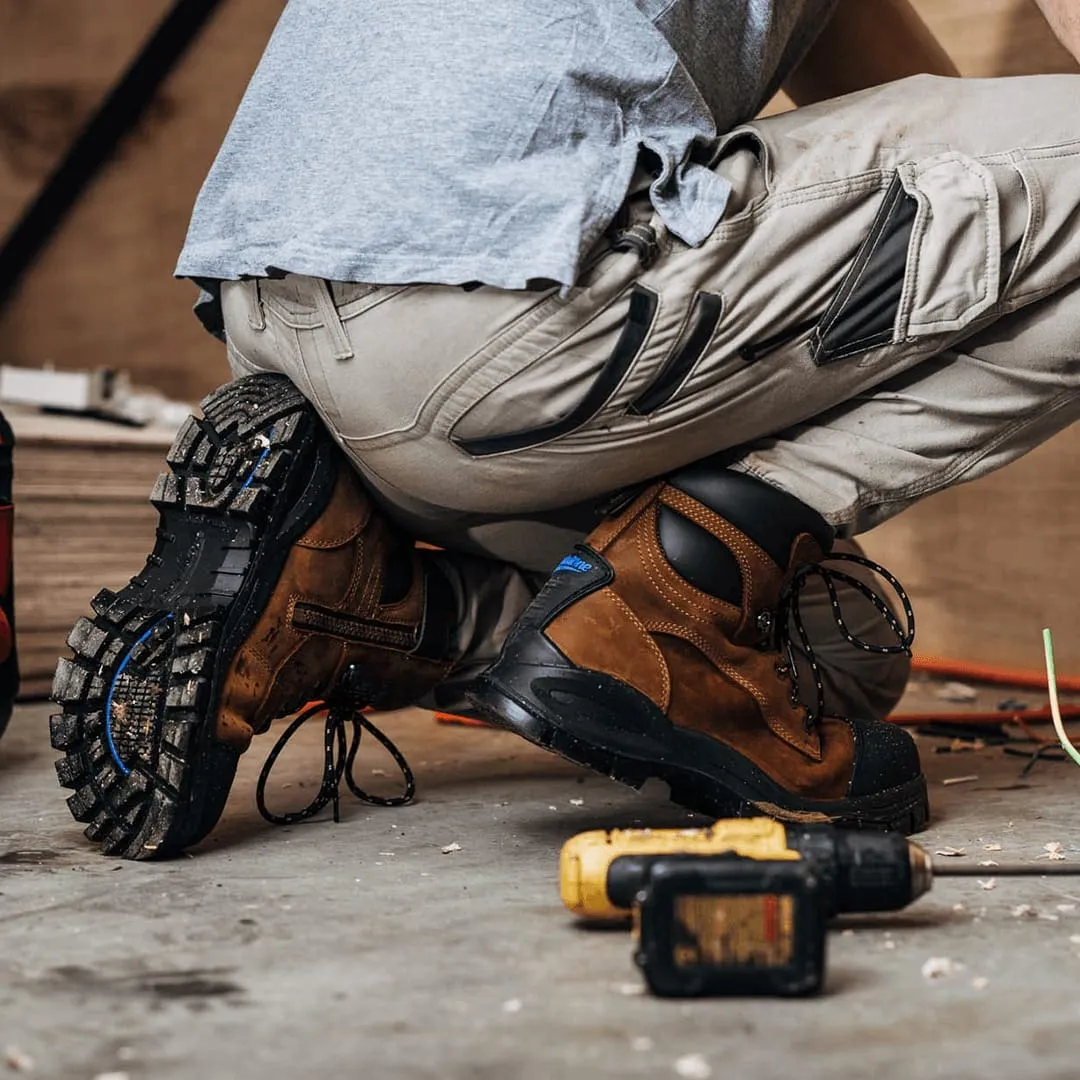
[51, 375, 926, 859]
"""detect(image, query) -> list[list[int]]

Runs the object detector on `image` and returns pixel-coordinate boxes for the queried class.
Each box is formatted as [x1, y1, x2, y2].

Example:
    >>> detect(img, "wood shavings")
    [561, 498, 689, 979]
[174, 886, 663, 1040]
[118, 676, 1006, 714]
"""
[441, 842, 462, 854]
[942, 776, 979, 786]
[613, 982, 644, 996]
[1057, 904, 1077, 913]
[934, 681, 978, 703]
[947, 737, 986, 753]
[1038, 913, 1060, 922]
[983, 844, 1002, 852]
[631, 1037, 655, 1052]
[501, 998, 523, 1014]
[1011, 904, 1036, 918]
[548, 805, 558, 811]
[883, 939, 897, 950]
[952, 903, 966, 913]
[674, 1054, 712, 1080]
[569, 798, 584, 806]
[841, 928, 855, 937]
[1069, 934, 1080, 945]
[4, 1047, 33, 1073]
[977, 877, 996, 891]
[971, 977, 989, 992]
[1041, 842, 1067, 861]
[978, 860, 999, 868]
[921, 956, 963, 980]
[935, 847, 966, 857]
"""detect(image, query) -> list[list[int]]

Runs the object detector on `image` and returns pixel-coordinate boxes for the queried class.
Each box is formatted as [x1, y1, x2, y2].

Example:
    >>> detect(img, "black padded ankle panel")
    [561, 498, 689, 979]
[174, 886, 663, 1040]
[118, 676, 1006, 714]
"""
[657, 506, 743, 605]
[669, 464, 833, 569]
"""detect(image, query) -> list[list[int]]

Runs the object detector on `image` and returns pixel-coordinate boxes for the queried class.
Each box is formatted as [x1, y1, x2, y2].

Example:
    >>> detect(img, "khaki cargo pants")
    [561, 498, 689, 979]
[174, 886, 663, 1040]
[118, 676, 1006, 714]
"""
[221, 74, 1080, 718]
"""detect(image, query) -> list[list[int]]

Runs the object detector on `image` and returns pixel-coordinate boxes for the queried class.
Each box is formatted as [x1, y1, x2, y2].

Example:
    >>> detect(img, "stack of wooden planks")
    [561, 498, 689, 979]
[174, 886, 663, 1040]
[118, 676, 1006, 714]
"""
[11, 407, 174, 697]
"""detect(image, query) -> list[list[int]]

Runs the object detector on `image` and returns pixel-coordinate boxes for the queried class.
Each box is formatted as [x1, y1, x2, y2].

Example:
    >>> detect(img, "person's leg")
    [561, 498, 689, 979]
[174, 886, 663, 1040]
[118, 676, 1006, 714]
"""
[227, 275, 913, 722]
[349, 75, 1078, 829]
[212, 75, 1079, 831]
[62, 71, 1077, 852]
[50, 368, 550, 858]
[732, 275, 1080, 534]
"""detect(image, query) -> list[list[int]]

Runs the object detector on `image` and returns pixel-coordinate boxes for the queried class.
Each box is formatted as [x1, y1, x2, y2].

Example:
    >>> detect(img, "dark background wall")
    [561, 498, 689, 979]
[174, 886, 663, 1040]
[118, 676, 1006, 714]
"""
[0, 1, 285, 402]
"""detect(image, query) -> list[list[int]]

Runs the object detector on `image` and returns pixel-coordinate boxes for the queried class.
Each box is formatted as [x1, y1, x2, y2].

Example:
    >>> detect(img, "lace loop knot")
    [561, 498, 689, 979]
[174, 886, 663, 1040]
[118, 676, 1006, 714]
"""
[256, 663, 415, 826]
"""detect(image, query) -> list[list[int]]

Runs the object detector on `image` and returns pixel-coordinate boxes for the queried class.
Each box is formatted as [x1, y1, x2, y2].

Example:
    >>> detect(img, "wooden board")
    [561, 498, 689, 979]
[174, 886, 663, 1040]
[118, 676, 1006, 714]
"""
[912, 0, 1078, 76]
[8, 407, 174, 696]
[860, 425, 1080, 673]
[0, 0, 286, 402]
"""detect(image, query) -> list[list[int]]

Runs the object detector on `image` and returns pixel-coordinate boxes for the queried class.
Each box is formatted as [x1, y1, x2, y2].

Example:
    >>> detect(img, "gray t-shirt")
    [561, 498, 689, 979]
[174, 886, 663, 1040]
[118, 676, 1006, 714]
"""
[177, 0, 834, 296]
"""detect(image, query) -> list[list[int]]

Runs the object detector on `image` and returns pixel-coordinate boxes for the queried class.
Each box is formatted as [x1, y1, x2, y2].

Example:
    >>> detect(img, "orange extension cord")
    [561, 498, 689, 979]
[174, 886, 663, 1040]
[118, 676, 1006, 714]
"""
[894, 654, 1080, 728]
[433, 654, 1080, 729]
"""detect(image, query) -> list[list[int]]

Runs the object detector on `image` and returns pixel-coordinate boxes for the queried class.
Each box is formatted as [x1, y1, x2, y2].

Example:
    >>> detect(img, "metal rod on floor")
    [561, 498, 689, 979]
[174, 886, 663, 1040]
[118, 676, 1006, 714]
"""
[934, 864, 1080, 877]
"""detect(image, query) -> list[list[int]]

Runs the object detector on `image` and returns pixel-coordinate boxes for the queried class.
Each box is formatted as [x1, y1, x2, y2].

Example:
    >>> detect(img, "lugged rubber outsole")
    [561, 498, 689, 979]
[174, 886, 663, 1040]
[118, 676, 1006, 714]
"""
[470, 671, 930, 836]
[49, 375, 338, 859]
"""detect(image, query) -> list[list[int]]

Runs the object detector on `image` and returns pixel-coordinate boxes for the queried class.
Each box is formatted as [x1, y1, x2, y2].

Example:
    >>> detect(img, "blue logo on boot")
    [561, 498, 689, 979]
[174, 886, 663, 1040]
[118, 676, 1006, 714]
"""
[554, 554, 593, 575]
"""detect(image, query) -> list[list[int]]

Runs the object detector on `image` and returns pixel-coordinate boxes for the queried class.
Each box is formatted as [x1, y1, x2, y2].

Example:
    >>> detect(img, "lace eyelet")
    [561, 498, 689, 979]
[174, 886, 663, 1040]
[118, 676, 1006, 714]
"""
[756, 611, 774, 638]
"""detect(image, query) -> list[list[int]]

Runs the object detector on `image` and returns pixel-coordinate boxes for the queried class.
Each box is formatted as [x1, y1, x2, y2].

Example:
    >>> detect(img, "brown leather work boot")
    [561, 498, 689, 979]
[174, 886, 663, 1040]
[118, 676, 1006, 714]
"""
[471, 463, 928, 834]
[51, 375, 457, 859]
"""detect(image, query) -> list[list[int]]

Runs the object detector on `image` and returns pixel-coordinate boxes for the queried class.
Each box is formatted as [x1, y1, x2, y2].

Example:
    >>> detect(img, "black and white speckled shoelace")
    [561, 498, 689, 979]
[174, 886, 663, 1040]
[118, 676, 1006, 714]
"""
[771, 551, 915, 731]
[255, 663, 415, 826]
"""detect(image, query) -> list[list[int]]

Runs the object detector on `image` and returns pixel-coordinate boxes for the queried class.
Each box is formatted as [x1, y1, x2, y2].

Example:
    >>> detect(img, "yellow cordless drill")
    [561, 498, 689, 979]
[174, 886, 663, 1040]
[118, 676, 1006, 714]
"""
[560, 819, 1080, 997]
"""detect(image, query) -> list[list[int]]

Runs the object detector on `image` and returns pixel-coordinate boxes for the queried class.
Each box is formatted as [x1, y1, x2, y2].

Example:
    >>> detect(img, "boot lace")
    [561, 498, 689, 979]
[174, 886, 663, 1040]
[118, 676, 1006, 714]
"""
[255, 663, 416, 826]
[773, 551, 915, 731]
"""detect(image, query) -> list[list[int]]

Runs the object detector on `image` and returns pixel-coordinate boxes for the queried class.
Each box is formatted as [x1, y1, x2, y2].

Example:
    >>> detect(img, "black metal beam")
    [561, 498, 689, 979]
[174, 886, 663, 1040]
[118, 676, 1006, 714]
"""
[0, 0, 229, 309]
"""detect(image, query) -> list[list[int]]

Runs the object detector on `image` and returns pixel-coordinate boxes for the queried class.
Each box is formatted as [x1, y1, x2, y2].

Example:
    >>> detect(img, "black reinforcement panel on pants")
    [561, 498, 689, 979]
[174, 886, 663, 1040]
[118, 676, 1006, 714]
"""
[809, 173, 919, 366]
[454, 285, 658, 457]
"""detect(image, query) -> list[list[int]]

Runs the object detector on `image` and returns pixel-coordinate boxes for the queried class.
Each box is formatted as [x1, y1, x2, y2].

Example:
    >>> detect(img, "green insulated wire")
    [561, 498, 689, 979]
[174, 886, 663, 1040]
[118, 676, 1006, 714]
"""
[1043, 628, 1080, 769]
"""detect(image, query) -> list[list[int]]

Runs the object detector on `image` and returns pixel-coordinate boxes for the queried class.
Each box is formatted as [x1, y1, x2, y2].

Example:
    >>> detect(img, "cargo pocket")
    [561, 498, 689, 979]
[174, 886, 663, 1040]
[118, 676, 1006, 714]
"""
[811, 152, 1001, 365]
[451, 284, 657, 456]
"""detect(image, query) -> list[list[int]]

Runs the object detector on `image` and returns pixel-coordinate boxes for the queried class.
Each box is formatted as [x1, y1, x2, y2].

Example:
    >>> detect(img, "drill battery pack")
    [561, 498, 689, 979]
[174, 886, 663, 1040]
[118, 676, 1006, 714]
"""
[633, 855, 827, 998]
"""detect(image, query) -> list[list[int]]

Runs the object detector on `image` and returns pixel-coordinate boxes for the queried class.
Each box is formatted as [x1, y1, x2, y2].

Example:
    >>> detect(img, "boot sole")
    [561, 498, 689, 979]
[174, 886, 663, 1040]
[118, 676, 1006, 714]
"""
[49, 375, 338, 859]
[470, 665, 929, 836]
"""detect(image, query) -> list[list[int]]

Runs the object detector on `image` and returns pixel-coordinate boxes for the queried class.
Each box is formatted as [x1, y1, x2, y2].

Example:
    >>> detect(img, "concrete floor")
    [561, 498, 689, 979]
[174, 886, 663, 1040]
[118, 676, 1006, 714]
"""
[3, 682, 1080, 1080]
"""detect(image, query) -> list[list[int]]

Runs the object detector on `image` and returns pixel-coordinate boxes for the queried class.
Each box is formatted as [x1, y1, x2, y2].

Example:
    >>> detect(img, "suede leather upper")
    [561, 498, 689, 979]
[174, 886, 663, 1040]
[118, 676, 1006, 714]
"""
[542, 477, 897, 803]
[214, 466, 454, 750]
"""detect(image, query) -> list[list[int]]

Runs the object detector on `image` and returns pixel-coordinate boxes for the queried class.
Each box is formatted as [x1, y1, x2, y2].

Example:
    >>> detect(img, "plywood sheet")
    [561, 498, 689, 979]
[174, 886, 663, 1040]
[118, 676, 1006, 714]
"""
[0, 0, 286, 402]
[861, 423, 1080, 673]
[911, 0, 1078, 76]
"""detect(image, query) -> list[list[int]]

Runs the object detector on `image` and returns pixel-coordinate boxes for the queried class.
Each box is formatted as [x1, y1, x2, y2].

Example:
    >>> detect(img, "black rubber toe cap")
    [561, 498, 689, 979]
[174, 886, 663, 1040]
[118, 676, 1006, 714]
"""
[847, 717, 923, 797]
